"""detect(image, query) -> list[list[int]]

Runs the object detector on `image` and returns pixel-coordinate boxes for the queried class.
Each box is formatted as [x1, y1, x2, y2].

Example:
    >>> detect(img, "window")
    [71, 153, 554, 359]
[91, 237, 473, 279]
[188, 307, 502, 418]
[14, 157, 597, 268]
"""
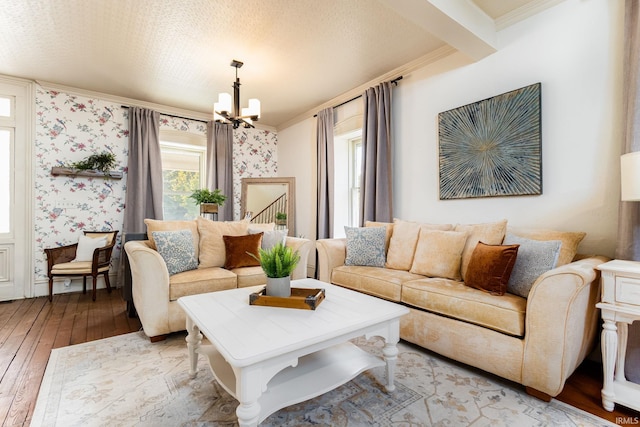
[159, 131, 206, 220]
[0, 128, 11, 233]
[0, 96, 11, 118]
[349, 137, 362, 227]
[0, 95, 14, 234]
[333, 130, 362, 237]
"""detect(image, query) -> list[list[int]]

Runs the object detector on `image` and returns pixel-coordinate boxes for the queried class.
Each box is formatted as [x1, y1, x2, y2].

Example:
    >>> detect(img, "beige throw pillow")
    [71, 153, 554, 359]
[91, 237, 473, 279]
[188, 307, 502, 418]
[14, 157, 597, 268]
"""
[385, 219, 453, 271]
[365, 221, 394, 253]
[410, 229, 468, 280]
[246, 222, 275, 232]
[144, 219, 199, 259]
[196, 217, 249, 268]
[454, 219, 508, 281]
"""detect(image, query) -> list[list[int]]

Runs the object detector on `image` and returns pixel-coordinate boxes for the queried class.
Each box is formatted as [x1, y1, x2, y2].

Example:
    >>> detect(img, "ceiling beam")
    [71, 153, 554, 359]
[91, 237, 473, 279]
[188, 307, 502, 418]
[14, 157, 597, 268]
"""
[379, 0, 497, 61]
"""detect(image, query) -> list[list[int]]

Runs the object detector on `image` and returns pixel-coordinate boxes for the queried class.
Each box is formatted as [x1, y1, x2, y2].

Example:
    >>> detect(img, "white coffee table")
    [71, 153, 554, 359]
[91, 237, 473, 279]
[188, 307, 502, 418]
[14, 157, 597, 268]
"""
[177, 278, 409, 427]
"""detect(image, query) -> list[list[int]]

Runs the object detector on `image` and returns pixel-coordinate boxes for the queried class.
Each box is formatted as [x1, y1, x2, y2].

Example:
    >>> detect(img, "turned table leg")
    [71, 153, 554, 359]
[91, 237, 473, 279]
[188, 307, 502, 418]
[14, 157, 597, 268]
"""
[185, 316, 203, 378]
[601, 317, 617, 411]
[235, 367, 262, 427]
[382, 341, 399, 392]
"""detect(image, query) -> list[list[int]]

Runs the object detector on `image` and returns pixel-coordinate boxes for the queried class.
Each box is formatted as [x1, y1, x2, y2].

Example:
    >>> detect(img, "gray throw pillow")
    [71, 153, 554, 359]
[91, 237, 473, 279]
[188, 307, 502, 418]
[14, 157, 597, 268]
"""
[344, 226, 386, 267]
[249, 228, 288, 250]
[503, 233, 561, 298]
[152, 229, 198, 275]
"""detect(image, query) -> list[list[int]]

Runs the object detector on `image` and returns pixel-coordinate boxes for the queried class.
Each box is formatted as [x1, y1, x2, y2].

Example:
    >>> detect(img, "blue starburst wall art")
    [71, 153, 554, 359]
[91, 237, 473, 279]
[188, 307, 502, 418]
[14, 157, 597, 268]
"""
[438, 83, 542, 200]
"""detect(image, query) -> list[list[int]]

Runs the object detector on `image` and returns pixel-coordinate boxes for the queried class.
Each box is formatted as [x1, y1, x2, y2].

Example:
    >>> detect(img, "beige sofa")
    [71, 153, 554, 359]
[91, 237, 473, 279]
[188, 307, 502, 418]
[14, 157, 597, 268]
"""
[125, 217, 313, 341]
[316, 218, 608, 400]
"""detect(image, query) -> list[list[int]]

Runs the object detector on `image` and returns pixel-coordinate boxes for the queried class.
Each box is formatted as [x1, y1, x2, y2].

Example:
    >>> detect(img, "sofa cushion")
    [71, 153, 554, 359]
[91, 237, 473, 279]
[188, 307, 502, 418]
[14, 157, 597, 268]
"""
[223, 233, 262, 269]
[332, 265, 424, 302]
[344, 226, 386, 267]
[386, 219, 453, 271]
[464, 242, 519, 295]
[233, 266, 268, 288]
[51, 261, 109, 274]
[196, 217, 249, 268]
[503, 233, 562, 298]
[168, 267, 237, 301]
[507, 227, 585, 266]
[144, 219, 199, 258]
[455, 219, 508, 281]
[410, 229, 467, 280]
[401, 278, 527, 336]
[152, 229, 198, 275]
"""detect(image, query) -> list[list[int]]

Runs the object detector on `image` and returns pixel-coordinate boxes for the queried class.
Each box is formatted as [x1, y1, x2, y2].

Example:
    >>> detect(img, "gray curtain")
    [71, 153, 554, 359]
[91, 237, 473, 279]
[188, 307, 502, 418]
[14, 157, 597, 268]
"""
[616, 0, 640, 383]
[206, 121, 234, 221]
[360, 81, 393, 225]
[316, 108, 334, 240]
[123, 107, 162, 233]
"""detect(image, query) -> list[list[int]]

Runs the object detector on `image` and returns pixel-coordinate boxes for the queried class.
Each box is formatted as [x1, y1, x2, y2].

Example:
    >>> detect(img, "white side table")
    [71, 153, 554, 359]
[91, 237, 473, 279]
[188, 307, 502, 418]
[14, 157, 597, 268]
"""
[596, 260, 640, 412]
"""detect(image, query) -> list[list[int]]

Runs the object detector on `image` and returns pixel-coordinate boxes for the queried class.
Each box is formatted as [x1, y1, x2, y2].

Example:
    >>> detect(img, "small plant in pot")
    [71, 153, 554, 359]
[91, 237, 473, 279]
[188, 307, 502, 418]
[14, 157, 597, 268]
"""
[275, 212, 287, 226]
[189, 188, 226, 214]
[252, 242, 300, 297]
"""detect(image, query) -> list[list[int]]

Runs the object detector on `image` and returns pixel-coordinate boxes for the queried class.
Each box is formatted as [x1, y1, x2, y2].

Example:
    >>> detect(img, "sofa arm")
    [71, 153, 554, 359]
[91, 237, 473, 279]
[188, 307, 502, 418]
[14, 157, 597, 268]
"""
[315, 238, 347, 283]
[124, 240, 171, 338]
[285, 236, 313, 280]
[522, 255, 610, 397]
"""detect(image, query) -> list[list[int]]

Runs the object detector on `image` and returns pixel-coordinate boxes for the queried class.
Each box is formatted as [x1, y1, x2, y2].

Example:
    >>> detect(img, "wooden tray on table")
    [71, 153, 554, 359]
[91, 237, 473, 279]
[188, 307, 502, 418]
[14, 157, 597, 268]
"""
[249, 287, 325, 310]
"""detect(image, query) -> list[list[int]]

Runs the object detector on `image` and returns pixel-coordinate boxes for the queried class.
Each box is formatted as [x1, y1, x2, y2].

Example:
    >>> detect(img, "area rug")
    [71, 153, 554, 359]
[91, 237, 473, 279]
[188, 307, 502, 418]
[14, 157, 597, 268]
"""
[31, 331, 615, 427]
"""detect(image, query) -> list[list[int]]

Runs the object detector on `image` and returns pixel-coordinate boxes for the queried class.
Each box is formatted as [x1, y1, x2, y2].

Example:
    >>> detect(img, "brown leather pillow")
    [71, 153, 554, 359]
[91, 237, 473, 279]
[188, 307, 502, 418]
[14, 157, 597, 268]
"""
[464, 242, 519, 296]
[223, 233, 263, 269]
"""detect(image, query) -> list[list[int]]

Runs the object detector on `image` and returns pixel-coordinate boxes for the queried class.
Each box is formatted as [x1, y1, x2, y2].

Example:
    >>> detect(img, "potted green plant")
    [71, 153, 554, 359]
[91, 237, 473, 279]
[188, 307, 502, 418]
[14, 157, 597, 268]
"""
[275, 212, 287, 226]
[189, 188, 226, 214]
[252, 242, 300, 297]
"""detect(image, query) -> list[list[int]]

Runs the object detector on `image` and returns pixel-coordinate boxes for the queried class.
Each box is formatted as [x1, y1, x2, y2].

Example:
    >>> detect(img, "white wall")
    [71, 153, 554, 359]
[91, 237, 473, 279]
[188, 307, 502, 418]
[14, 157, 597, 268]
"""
[277, 118, 316, 275]
[278, 0, 624, 261]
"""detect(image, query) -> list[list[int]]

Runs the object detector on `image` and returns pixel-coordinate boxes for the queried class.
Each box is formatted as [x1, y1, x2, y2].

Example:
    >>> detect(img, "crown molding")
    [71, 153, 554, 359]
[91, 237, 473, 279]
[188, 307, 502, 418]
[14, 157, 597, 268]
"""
[276, 45, 457, 131]
[36, 80, 278, 132]
[494, 0, 565, 31]
[36, 80, 213, 122]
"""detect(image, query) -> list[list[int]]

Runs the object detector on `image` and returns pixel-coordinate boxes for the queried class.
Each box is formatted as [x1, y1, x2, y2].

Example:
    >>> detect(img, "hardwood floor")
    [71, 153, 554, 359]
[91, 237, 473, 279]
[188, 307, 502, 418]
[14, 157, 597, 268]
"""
[557, 360, 640, 424]
[0, 288, 638, 426]
[0, 289, 141, 427]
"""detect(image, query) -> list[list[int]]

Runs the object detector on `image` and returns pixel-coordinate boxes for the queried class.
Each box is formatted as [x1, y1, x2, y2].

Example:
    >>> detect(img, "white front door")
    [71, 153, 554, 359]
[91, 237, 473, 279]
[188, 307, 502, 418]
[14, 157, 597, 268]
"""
[0, 77, 33, 301]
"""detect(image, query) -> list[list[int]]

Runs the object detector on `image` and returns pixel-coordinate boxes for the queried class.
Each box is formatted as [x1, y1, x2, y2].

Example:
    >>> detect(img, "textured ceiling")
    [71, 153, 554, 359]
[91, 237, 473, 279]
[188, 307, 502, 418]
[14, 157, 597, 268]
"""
[0, 0, 557, 129]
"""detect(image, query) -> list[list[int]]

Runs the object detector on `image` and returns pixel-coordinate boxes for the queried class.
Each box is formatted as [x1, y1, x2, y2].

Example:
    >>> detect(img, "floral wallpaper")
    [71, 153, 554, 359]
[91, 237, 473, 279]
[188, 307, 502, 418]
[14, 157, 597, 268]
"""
[34, 85, 277, 284]
[232, 128, 278, 219]
[34, 88, 128, 282]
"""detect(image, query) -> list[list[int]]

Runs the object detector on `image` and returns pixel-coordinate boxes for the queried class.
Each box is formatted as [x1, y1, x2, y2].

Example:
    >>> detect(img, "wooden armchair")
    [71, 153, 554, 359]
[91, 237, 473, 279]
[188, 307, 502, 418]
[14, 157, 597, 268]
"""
[45, 231, 119, 302]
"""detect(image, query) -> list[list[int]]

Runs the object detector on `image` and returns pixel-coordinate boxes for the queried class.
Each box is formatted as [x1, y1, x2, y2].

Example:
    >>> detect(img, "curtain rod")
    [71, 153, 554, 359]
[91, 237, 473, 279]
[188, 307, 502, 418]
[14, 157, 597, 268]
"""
[120, 105, 209, 124]
[313, 76, 403, 118]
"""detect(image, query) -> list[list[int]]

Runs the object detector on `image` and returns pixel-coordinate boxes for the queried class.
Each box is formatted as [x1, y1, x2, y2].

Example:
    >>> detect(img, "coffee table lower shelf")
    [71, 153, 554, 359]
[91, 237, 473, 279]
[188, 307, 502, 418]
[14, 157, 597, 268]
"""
[198, 341, 384, 423]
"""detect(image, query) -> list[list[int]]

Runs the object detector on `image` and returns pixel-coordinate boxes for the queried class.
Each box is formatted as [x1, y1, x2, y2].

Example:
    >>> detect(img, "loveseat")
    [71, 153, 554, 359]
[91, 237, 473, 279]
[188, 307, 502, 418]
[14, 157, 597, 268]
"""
[316, 218, 608, 400]
[125, 217, 312, 341]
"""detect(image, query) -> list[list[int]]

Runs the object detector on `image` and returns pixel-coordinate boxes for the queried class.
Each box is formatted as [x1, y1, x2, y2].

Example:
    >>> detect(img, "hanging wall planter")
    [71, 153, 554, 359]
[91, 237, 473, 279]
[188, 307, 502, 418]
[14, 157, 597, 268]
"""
[52, 151, 122, 179]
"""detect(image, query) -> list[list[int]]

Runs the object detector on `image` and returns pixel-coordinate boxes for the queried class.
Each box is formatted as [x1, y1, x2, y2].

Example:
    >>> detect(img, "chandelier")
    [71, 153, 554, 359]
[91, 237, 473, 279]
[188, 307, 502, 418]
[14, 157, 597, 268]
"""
[213, 60, 261, 129]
